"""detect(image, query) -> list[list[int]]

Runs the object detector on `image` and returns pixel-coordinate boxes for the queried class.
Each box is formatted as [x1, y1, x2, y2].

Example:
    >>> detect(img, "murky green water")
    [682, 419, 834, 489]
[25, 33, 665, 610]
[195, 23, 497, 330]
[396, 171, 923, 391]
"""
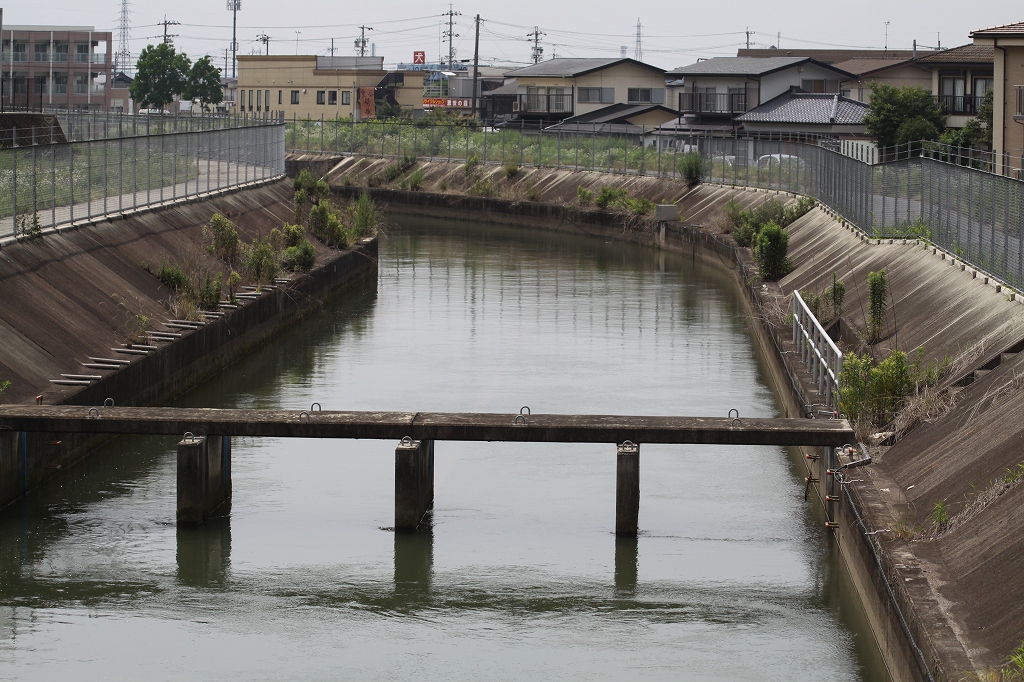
[0, 216, 888, 680]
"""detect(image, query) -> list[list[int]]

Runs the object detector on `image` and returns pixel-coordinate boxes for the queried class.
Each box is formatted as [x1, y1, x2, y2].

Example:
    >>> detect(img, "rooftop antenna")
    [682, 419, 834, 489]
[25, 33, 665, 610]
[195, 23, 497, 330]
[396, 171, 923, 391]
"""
[529, 26, 545, 64]
[355, 25, 373, 57]
[227, 0, 240, 78]
[634, 18, 642, 61]
[443, 4, 461, 68]
[884, 21, 890, 56]
[115, 0, 132, 75]
[257, 33, 270, 55]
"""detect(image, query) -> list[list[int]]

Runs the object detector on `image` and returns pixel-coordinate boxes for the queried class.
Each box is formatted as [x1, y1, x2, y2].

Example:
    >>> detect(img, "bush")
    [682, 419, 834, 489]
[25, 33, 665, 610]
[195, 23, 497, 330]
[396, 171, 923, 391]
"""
[503, 162, 519, 179]
[464, 154, 481, 178]
[406, 167, 425, 191]
[195, 272, 223, 309]
[595, 186, 628, 209]
[308, 201, 347, 247]
[282, 223, 305, 248]
[280, 239, 317, 272]
[623, 197, 654, 215]
[369, 155, 416, 186]
[577, 186, 593, 206]
[870, 349, 914, 423]
[821, 273, 846, 320]
[205, 213, 240, 264]
[470, 178, 494, 197]
[753, 222, 791, 280]
[227, 270, 241, 301]
[349, 191, 380, 241]
[783, 196, 817, 224]
[839, 352, 873, 425]
[245, 236, 279, 287]
[868, 270, 888, 341]
[157, 261, 189, 292]
[293, 188, 308, 225]
[678, 152, 705, 185]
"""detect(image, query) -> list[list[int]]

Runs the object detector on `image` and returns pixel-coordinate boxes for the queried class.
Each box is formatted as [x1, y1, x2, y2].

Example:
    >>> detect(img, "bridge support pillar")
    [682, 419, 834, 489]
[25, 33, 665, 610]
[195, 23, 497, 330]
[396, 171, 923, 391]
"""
[395, 438, 433, 531]
[177, 435, 232, 527]
[616, 441, 640, 536]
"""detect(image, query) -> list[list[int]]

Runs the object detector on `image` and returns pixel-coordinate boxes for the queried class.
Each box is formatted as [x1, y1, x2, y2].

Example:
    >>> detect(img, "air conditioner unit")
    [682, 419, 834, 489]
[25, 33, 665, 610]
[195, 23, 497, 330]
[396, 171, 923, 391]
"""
[512, 101, 520, 112]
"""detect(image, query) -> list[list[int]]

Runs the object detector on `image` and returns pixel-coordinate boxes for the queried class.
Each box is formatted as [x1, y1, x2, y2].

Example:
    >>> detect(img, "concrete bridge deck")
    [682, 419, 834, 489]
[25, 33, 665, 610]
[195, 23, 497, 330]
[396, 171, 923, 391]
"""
[0, 406, 854, 446]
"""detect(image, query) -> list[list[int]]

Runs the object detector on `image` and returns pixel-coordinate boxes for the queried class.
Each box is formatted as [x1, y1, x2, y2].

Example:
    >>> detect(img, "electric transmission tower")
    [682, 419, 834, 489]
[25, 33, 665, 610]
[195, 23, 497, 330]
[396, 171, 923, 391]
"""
[529, 26, 545, 64]
[634, 18, 642, 61]
[442, 4, 460, 68]
[354, 26, 373, 57]
[115, 0, 131, 75]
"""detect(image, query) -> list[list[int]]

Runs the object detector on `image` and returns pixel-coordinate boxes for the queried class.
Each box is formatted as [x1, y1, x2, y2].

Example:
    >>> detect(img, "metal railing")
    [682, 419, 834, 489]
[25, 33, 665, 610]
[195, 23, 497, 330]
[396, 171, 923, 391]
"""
[0, 120, 285, 239]
[678, 92, 747, 114]
[792, 291, 842, 411]
[518, 93, 573, 114]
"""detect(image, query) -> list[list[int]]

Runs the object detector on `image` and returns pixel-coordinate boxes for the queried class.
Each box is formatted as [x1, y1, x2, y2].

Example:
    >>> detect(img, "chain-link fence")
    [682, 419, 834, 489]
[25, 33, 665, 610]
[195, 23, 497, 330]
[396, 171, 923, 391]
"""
[0, 121, 285, 239]
[286, 118, 1024, 288]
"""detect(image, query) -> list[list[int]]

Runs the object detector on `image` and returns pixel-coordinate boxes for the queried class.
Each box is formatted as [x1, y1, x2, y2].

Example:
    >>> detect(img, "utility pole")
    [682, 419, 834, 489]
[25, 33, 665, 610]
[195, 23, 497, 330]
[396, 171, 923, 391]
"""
[745, 27, 751, 49]
[257, 33, 270, 55]
[529, 26, 545, 64]
[159, 16, 180, 45]
[224, 48, 229, 74]
[355, 26, 373, 57]
[443, 4, 460, 68]
[294, 31, 301, 55]
[471, 14, 480, 122]
[884, 20, 890, 56]
[634, 19, 642, 61]
[330, 38, 334, 57]
[227, 0, 240, 78]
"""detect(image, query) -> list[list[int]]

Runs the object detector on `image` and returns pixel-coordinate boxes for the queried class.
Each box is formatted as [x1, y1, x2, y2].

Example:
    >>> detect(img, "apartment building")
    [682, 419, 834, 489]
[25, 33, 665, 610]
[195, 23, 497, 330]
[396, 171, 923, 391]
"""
[0, 25, 112, 111]
[970, 21, 1024, 174]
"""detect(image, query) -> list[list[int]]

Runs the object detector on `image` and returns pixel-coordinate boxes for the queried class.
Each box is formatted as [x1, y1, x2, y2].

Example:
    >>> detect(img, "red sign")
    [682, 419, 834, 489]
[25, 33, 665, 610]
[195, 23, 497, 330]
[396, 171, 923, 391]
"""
[413, 51, 426, 64]
[422, 98, 446, 108]
[421, 98, 473, 109]
[358, 87, 376, 119]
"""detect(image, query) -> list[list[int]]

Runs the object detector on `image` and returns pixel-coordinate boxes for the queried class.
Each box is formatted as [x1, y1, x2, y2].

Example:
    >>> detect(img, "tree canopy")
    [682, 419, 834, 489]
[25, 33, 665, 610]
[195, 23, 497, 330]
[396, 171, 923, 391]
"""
[184, 56, 224, 110]
[130, 43, 191, 109]
[863, 84, 946, 149]
[131, 44, 223, 110]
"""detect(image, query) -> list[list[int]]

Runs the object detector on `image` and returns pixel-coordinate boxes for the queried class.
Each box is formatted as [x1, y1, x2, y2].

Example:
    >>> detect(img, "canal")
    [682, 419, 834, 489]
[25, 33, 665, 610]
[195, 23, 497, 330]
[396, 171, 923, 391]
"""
[0, 215, 888, 680]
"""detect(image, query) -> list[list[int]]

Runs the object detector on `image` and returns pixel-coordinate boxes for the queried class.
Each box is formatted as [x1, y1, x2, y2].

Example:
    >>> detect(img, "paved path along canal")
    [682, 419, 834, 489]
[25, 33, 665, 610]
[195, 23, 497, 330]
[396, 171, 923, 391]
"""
[0, 216, 888, 680]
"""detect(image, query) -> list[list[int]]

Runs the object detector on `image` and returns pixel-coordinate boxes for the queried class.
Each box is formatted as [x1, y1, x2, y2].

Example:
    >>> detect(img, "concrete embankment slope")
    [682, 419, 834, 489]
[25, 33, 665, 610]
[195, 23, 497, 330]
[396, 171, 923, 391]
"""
[316, 153, 1024, 681]
[0, 178, 378, 508]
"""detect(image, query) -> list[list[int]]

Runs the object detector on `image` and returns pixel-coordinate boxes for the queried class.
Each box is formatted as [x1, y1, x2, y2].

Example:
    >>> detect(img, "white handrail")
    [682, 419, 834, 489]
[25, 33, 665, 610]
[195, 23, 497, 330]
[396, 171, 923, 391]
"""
[791, 290, 843, 411]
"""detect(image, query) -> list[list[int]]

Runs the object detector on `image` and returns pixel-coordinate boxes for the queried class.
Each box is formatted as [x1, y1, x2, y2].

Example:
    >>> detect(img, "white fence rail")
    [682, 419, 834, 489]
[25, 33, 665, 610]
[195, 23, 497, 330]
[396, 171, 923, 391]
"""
[792, 290, 843, 412]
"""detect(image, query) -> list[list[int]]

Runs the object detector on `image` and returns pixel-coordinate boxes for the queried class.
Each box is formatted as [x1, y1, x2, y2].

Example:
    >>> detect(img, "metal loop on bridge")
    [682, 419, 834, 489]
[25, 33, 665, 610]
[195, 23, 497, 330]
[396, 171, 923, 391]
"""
[299, 411, 311, 422]
[310, 402, 322, 412]
[520, 406, 531, 416]
[728, 408, 740, 419]
[104, 398, 115, 407]
[513, 414, 527, 426]
[401, 436, 413, 445]
[88, 407, 100, 419]
[731, 418, 743, 428]
[183, 431, 195, 442]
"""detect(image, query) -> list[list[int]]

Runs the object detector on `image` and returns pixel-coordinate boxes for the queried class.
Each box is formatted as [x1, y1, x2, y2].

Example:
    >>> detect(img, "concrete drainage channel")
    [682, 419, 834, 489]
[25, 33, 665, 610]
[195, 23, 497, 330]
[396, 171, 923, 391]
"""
[46, 280, 296, 390]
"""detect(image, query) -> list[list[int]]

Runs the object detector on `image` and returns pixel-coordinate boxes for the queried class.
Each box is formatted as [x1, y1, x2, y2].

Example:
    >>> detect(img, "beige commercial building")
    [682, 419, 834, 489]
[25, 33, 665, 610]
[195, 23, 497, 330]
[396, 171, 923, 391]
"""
[236, 55, 424, 120]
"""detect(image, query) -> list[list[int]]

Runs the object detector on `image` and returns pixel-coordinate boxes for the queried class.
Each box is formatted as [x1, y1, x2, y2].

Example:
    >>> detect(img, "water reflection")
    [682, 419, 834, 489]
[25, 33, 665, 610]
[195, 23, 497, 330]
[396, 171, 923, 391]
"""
[176, 513, 231, 588]
[393, 514, 433, 604]
[614, 536, 639, 593]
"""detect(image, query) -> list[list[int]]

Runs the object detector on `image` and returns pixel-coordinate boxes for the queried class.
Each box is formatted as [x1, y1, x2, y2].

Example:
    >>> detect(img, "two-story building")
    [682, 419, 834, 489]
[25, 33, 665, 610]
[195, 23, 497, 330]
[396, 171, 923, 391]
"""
[236, 55, 424, 119]
[666, 56, 855, 124]
[490, 58, 668, 125]
[970, 21, 1024, 175]
[0, 25, 112, 111]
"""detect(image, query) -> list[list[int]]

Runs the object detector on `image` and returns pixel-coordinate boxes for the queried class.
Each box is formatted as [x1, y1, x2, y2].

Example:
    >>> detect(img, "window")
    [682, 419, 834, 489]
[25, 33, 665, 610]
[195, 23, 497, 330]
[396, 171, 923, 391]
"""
[74, 74, 88, 94]
[34, 42, 49, 62]
[328, 90, 337, 105]
[12, 42, 27, 62]
[52, 73, 67, 94]
[33, 75, 47, 95]
[316, 90, 326, 105]
[248, 89, 253, 108]
[53, 42, 69, 62]
[578, 87, 613, 104]
[278, 90, 282, 105]
[265, 90, 270, 110]
[75, 43, 90, 63]
[257, 89, 262, 110]
[290, 90, 299, 104]
[628, 88, 652, 103]
[341, 90, 351, 105]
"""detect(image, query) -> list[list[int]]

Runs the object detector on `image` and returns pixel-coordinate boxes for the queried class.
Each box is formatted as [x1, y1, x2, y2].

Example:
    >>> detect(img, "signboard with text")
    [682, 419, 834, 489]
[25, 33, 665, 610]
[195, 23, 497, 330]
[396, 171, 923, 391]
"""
[413, 51, 426, 64]
[358, 87, 376, 119]
[422, 98, 472, 109]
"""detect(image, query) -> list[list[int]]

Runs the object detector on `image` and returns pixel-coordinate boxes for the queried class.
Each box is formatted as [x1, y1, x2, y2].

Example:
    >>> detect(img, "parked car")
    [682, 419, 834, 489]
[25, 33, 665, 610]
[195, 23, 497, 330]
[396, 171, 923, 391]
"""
[756, 153, 804, 167]
[137, 108, 171, 115]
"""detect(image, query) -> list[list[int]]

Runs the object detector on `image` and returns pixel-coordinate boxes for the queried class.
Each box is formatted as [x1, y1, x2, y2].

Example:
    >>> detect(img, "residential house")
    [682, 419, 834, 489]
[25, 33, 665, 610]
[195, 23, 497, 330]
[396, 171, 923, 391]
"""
[109, 70, 132, 113]
[734, 87, 869, 135]
[0, 25, 112, 111]
[666, 57, 855, 124]
[970, 22, 1024, 174]
[544, 102, 679, 135]
[491, 58, 668, 125]
[236, 55, 424, 120]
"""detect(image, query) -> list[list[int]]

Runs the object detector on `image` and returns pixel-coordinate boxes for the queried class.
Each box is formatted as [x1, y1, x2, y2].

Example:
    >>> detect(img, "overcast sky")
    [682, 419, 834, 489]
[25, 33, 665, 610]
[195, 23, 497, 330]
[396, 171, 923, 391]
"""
[3, 1, 1021, 71]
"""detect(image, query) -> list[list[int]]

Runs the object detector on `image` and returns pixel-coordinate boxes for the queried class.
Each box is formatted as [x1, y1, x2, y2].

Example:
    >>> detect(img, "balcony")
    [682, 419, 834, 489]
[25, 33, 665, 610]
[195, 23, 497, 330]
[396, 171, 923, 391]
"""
[678, 92, 747, 115]
[935, 95, 980, 115]
[516, 93, 573, 115]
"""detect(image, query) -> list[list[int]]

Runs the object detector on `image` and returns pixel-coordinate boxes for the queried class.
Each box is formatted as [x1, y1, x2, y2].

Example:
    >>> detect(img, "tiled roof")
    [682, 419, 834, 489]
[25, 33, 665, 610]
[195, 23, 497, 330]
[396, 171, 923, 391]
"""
[668, 56, 854, 78]
[971, 22, 1024, 37]
[831, 58, 916, 76]
[737, 48, 918, 63]
[916, 44, 994, 63]
[735, 90, 868, 125]
[504, 58, 663, 78]
[560, 103, 677, 124]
